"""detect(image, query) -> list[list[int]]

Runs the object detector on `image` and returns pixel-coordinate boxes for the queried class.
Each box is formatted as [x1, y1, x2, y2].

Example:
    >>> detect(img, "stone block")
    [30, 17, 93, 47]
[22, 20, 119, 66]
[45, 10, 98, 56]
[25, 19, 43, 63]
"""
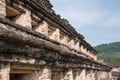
[80, 69, 86, 80]
[35, 21, 48, 36]
[80, 45, 85, 54]
[74, 42, 79, 51]
[74, 71, 81, 80]
[39, 66, 51, 80]
[68, 39, 75, 49]
[0, 0, 6, 18]
[14, 8, 32, 29]
[0, 63, 10, 80]
[16, 66, 51, 80]
[60, 35, 69, 45]
[63, 69, 73, 80]
[6, 6, 20, 17]
[49, 28, 60, 41]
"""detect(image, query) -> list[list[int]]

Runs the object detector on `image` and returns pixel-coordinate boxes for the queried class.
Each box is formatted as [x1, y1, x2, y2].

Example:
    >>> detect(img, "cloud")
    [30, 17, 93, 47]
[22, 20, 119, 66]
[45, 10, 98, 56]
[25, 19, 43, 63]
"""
[60, 9, 107, 27]
[51, 0, 120, 28]
[51, 0, 107, 27]
[102, 12, 120, 27]
[50, 0, 120, 45]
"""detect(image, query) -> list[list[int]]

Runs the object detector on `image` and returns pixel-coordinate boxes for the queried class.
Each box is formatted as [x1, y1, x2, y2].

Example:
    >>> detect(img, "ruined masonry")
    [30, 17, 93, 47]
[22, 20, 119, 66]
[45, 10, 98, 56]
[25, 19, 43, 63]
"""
[0, 0, 112, 80]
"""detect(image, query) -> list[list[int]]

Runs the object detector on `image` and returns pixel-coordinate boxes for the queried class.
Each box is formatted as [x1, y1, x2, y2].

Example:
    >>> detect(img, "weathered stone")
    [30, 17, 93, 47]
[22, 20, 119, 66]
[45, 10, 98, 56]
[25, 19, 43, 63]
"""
[84, 48, 87, 55]
[0, 63, 10, 80]
[80, 69, 86, 80]
[0, 0, 6, 18]
[68, 39, 74, 49]
[95, 71, 101, 80]
[49, 28, 60, 41]
[91, 70, 95, 80]
[80, 45, 84, 53]
[74, 41, 79, 51]
[39, 66, 52, 80]
[52, 71, 62, 80]
[14, 9, 32, 29]
[99, 71, 110, 80]
[86, 70, 90, 80]
[63, 69, 73, 80]
[74, 70, 81, 80]
[60, 34, 68, 45]
[35, 21, 48, 36]
[0, 0, 112, 80]
[13, 66, 51, 80]
[6, 6, 21, 17]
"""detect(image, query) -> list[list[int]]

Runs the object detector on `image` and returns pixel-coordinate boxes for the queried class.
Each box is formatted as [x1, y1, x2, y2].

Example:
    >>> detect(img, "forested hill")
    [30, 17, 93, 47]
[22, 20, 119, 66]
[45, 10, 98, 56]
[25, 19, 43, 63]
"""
[94, 42, 120, 63]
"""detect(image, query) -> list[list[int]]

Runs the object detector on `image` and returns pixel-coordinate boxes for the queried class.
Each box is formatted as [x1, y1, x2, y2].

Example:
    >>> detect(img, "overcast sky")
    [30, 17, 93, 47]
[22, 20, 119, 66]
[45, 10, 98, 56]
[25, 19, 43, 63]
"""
[50, 0, 120, 46]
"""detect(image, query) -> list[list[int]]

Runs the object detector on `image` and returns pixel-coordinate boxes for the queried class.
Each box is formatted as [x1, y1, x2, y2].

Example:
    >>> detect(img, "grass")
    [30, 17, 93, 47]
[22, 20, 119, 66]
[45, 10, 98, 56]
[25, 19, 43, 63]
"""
[98, 52, 120, 63]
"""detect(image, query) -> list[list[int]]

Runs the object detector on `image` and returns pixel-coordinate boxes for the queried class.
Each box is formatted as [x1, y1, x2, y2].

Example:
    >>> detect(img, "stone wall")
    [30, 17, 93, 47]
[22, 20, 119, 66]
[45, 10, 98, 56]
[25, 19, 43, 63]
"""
[1, 0, 98, 60]
[0, 62, 111, 80]
[0, 0, 112, 80]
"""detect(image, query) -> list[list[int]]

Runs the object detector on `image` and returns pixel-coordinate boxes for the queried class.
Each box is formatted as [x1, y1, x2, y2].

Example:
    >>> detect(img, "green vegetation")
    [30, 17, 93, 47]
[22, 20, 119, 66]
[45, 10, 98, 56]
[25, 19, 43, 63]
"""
[94, 42, 120, 63]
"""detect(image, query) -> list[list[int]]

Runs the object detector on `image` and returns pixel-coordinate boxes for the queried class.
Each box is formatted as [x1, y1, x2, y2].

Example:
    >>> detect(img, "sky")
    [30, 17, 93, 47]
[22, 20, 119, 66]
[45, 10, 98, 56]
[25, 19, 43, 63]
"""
[50, 0, 120, 46]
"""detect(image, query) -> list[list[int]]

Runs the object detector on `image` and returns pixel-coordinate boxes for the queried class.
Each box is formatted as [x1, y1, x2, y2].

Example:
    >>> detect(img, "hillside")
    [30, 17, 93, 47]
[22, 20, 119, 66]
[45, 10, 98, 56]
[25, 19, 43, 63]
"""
[94, 42, 120, 63]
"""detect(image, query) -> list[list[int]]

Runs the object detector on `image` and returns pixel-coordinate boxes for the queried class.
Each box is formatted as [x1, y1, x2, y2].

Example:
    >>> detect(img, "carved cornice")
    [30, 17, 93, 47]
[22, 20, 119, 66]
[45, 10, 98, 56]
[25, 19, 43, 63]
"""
[37, 0, 53, 10]
[0, 17, 112, 71]
[5, 0, 97, 54]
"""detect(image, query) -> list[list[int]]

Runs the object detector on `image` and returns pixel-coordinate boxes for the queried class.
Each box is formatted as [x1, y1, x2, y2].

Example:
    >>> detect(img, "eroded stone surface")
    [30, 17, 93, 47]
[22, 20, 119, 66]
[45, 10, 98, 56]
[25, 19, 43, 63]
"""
[14, 9, 32, 29]
[80, 69, 86, 80]
[0, 0, 112, 80]
[0, 63, 10, 80]
[0, 0, 6, 18]
[49, 28, 60, 41]
[35, 21, 48, 36]
[63, 69, 74, 80]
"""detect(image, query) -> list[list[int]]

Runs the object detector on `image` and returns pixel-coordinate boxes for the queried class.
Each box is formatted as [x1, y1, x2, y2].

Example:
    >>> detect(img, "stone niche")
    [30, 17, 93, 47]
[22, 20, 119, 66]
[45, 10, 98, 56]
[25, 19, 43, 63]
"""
[6, 6, 21, 19]
[60, 32, 69, 45]
[48, 26, 60, 41]
[52, 71, 62, 80]
[34, 21, 49, 36]
[68, 39, 75, 49]
[74, 40, 79, 51]
[31, 13, 41, 30]
[5, 2, 32, 29]
[80, 45, 84, 53]
[13, 8, 32, 29]
[10, 66, 52, 80]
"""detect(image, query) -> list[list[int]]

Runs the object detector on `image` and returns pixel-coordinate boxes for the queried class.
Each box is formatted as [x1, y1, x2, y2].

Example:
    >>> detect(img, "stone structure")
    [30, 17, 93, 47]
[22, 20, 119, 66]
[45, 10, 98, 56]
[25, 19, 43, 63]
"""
[108, 62, 120, 80]
[0, 0, 112, 80]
